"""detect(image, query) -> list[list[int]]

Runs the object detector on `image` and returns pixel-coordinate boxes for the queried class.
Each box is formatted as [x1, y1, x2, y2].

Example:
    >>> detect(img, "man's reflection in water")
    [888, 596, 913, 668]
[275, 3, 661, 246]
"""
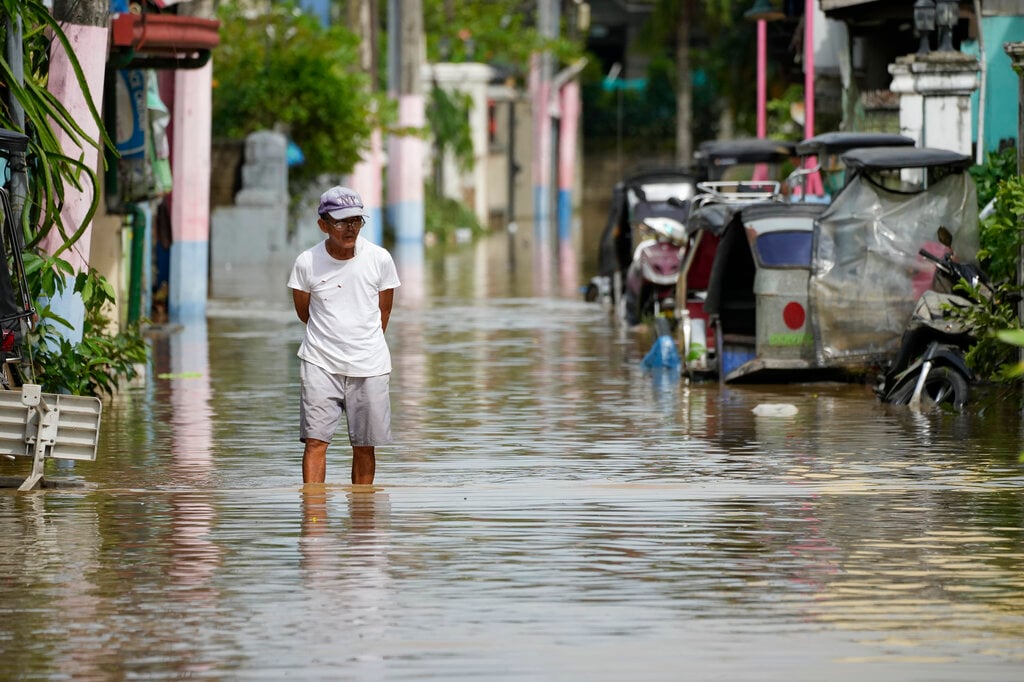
[300, 485, 393, 663]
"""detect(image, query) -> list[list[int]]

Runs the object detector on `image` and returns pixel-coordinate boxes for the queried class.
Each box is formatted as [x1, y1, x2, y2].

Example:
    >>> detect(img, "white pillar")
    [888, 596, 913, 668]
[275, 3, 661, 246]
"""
[889, 52, 980, 155]
[423, 62, 495, 226]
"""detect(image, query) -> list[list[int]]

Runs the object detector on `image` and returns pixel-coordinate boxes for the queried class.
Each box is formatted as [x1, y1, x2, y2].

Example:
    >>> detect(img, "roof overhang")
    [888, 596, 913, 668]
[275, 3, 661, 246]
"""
[820, 0, 913, 23]
[109, 12, 220, 70]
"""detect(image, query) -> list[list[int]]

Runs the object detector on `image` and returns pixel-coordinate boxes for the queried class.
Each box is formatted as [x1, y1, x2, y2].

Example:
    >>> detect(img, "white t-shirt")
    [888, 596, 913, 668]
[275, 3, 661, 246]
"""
[287, 237, 401, 376]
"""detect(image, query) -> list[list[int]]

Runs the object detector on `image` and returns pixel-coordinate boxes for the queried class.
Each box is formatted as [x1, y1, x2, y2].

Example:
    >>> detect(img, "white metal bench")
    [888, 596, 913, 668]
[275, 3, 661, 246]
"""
[0, 384, 102, 491]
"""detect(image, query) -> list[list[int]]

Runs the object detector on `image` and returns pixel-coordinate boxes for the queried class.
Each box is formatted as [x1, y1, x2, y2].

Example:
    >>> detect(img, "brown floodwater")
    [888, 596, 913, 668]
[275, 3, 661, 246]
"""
[1, 232, 1023, 681]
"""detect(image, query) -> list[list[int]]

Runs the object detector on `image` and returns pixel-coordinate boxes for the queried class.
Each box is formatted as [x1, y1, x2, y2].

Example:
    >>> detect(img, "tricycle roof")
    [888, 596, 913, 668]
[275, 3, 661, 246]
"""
[795, 132, 914, 157]
[841, 146, 972, 172]
[622, 167, 698, 188]
[695, 138, 796, 166]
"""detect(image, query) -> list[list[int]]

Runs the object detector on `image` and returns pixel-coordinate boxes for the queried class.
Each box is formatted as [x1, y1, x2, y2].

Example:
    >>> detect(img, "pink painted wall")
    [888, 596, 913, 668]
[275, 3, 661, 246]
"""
[558, 81, 580, 193]
[530, 55, 552, 198]
[171, 64, 213, 244]
[42, 23, 109, 271]
[352, 129, 384, 210]
[389, 96, 425, 205]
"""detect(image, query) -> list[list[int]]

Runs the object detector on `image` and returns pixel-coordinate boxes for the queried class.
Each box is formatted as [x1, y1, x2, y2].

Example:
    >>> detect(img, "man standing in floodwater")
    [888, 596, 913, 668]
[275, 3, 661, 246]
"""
[287, 186, 401, 484]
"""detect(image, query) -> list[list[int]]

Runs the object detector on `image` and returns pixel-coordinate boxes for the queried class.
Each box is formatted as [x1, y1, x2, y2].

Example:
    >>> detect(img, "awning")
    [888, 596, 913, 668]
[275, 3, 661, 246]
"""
[109, 11, 220, 70]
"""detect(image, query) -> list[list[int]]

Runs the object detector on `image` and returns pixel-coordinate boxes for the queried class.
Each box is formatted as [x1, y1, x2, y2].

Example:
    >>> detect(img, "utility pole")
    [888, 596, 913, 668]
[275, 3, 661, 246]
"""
[349, 0, 385, 244]
[350, 0, 378, 81]
[386, 0, 425, 245]
[676, 0, 694, 165]
[532, 0, 558, 246]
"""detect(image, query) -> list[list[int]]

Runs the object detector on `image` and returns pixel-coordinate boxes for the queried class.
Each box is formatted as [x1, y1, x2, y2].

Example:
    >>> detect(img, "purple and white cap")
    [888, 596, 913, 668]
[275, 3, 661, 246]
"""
[318, 186, 369, 220]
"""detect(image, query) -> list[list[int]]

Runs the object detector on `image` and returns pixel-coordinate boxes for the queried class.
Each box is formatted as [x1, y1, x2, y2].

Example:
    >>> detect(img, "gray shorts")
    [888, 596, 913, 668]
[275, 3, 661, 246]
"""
[299, 361, 393, 446]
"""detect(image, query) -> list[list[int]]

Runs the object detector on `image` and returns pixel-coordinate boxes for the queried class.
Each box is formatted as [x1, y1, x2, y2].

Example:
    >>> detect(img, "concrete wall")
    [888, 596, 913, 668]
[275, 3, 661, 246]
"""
[209, 131, 291, 302]
[964, 16, 1024, 153]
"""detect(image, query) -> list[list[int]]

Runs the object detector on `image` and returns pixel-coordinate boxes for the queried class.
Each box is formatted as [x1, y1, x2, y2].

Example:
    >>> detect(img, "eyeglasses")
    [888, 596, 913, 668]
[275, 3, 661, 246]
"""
[322, 215, 365, 230]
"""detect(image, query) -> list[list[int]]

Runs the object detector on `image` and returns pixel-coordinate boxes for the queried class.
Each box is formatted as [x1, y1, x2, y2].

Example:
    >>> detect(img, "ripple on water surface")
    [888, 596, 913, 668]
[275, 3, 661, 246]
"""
[1, 261, 1022, 680]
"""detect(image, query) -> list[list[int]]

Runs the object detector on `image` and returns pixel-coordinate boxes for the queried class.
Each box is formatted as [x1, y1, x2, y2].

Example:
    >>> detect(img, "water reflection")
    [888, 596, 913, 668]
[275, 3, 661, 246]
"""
[1, 232, 1022, 680]
[299, 486, 392, 671]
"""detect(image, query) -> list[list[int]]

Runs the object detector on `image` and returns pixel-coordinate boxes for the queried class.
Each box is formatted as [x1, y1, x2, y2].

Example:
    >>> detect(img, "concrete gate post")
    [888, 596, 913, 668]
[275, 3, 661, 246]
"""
[422, 62, 495, 227]
[888, 51, 980, 155]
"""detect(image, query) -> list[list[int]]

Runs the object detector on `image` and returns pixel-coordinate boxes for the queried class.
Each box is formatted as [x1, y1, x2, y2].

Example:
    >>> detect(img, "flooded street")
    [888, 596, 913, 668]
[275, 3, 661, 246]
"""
[2, 233, 1024, 681]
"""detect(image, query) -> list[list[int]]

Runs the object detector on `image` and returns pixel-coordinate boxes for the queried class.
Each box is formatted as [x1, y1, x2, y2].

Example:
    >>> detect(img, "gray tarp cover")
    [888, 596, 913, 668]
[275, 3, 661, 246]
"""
[810, 172, 980, 366]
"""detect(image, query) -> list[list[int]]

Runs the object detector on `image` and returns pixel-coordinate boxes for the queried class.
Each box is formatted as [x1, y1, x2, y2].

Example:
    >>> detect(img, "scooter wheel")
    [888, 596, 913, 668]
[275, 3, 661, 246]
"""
[921, 366, 970, 410]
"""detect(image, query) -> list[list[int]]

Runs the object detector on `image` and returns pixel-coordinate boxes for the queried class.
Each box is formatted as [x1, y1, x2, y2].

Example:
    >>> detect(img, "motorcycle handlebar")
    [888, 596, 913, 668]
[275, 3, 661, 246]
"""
[918, 248, 960, 284]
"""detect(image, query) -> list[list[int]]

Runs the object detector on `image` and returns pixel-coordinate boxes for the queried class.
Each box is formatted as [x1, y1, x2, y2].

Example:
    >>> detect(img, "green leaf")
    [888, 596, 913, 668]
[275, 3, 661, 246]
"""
[996, 329, 1024, 347]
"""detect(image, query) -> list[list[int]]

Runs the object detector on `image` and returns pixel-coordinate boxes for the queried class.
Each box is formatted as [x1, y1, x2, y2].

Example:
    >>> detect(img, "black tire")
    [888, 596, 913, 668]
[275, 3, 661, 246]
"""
[921, 366, 970, 410]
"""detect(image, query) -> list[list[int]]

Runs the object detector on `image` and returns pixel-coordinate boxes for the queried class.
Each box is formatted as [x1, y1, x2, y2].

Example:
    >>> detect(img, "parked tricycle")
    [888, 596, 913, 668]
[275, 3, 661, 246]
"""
[786, 131, 915, 202]
[587, 139, 797, 328]
[694, 138, 796, 182]
[586, 167, 698, 325]
[680, 145, 980, 386]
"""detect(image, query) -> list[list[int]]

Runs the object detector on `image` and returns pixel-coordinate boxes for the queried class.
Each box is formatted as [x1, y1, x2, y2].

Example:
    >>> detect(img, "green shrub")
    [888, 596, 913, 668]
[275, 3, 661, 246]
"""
[970, 146, 1017, 210]
[977, 174, 1024, 285]
[212, 1, 393, 190]
[24, 255, 148, 396]
[423, 184, 484, 243]
[947, 278, 1020, 383]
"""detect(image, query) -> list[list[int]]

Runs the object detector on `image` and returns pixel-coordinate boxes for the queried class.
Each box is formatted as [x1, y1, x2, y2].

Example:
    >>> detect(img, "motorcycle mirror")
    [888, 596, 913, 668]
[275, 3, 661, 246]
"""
[937, 226, 953, 248]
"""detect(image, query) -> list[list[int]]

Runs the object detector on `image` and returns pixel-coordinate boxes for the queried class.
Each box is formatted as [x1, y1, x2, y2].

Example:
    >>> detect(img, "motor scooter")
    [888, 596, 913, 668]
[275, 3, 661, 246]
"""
[585, 168, 696, 326]
[875, 228, 992, 410]
[622, 214, 688, 325]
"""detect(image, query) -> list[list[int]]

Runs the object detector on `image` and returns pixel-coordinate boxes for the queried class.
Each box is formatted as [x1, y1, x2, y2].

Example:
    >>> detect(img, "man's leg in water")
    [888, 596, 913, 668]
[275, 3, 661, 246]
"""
[303, 439, 329, 483]
[352, 446, 375, 484]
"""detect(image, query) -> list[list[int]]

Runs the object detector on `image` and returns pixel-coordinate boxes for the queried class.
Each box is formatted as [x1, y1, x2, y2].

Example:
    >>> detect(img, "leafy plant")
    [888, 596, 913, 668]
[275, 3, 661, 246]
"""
[212, 1, 395, 190]
[946, 278, 1021, 383]
[994, 329, 1024, 462]
[426, 84, 474, 196]
[970, 146, 1017, 210]
[423, 181, 484, 243]
[977, 174, 1024, 285]
[2, 1, 144, 396]
[995, 329, 1024, 379]
[422, 0, 582, 72]
[23, 254, 148, 396]
[0, 0, 111, 248]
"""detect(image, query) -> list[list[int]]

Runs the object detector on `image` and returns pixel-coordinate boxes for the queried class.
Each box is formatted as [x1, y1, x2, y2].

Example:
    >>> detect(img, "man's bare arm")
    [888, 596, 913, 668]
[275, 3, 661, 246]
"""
[379, 288, 395, 333]
[292, 288, 311, 324]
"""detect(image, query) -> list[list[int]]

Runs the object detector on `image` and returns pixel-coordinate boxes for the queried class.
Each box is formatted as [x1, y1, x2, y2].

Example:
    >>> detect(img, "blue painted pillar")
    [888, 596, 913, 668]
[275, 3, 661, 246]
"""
[556, 80, 580, 244]
[168, 63, 213, 323]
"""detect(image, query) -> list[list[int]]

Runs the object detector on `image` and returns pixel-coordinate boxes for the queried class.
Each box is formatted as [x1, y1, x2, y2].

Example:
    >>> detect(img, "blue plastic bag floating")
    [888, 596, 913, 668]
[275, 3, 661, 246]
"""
[641, 333, 681, 371]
